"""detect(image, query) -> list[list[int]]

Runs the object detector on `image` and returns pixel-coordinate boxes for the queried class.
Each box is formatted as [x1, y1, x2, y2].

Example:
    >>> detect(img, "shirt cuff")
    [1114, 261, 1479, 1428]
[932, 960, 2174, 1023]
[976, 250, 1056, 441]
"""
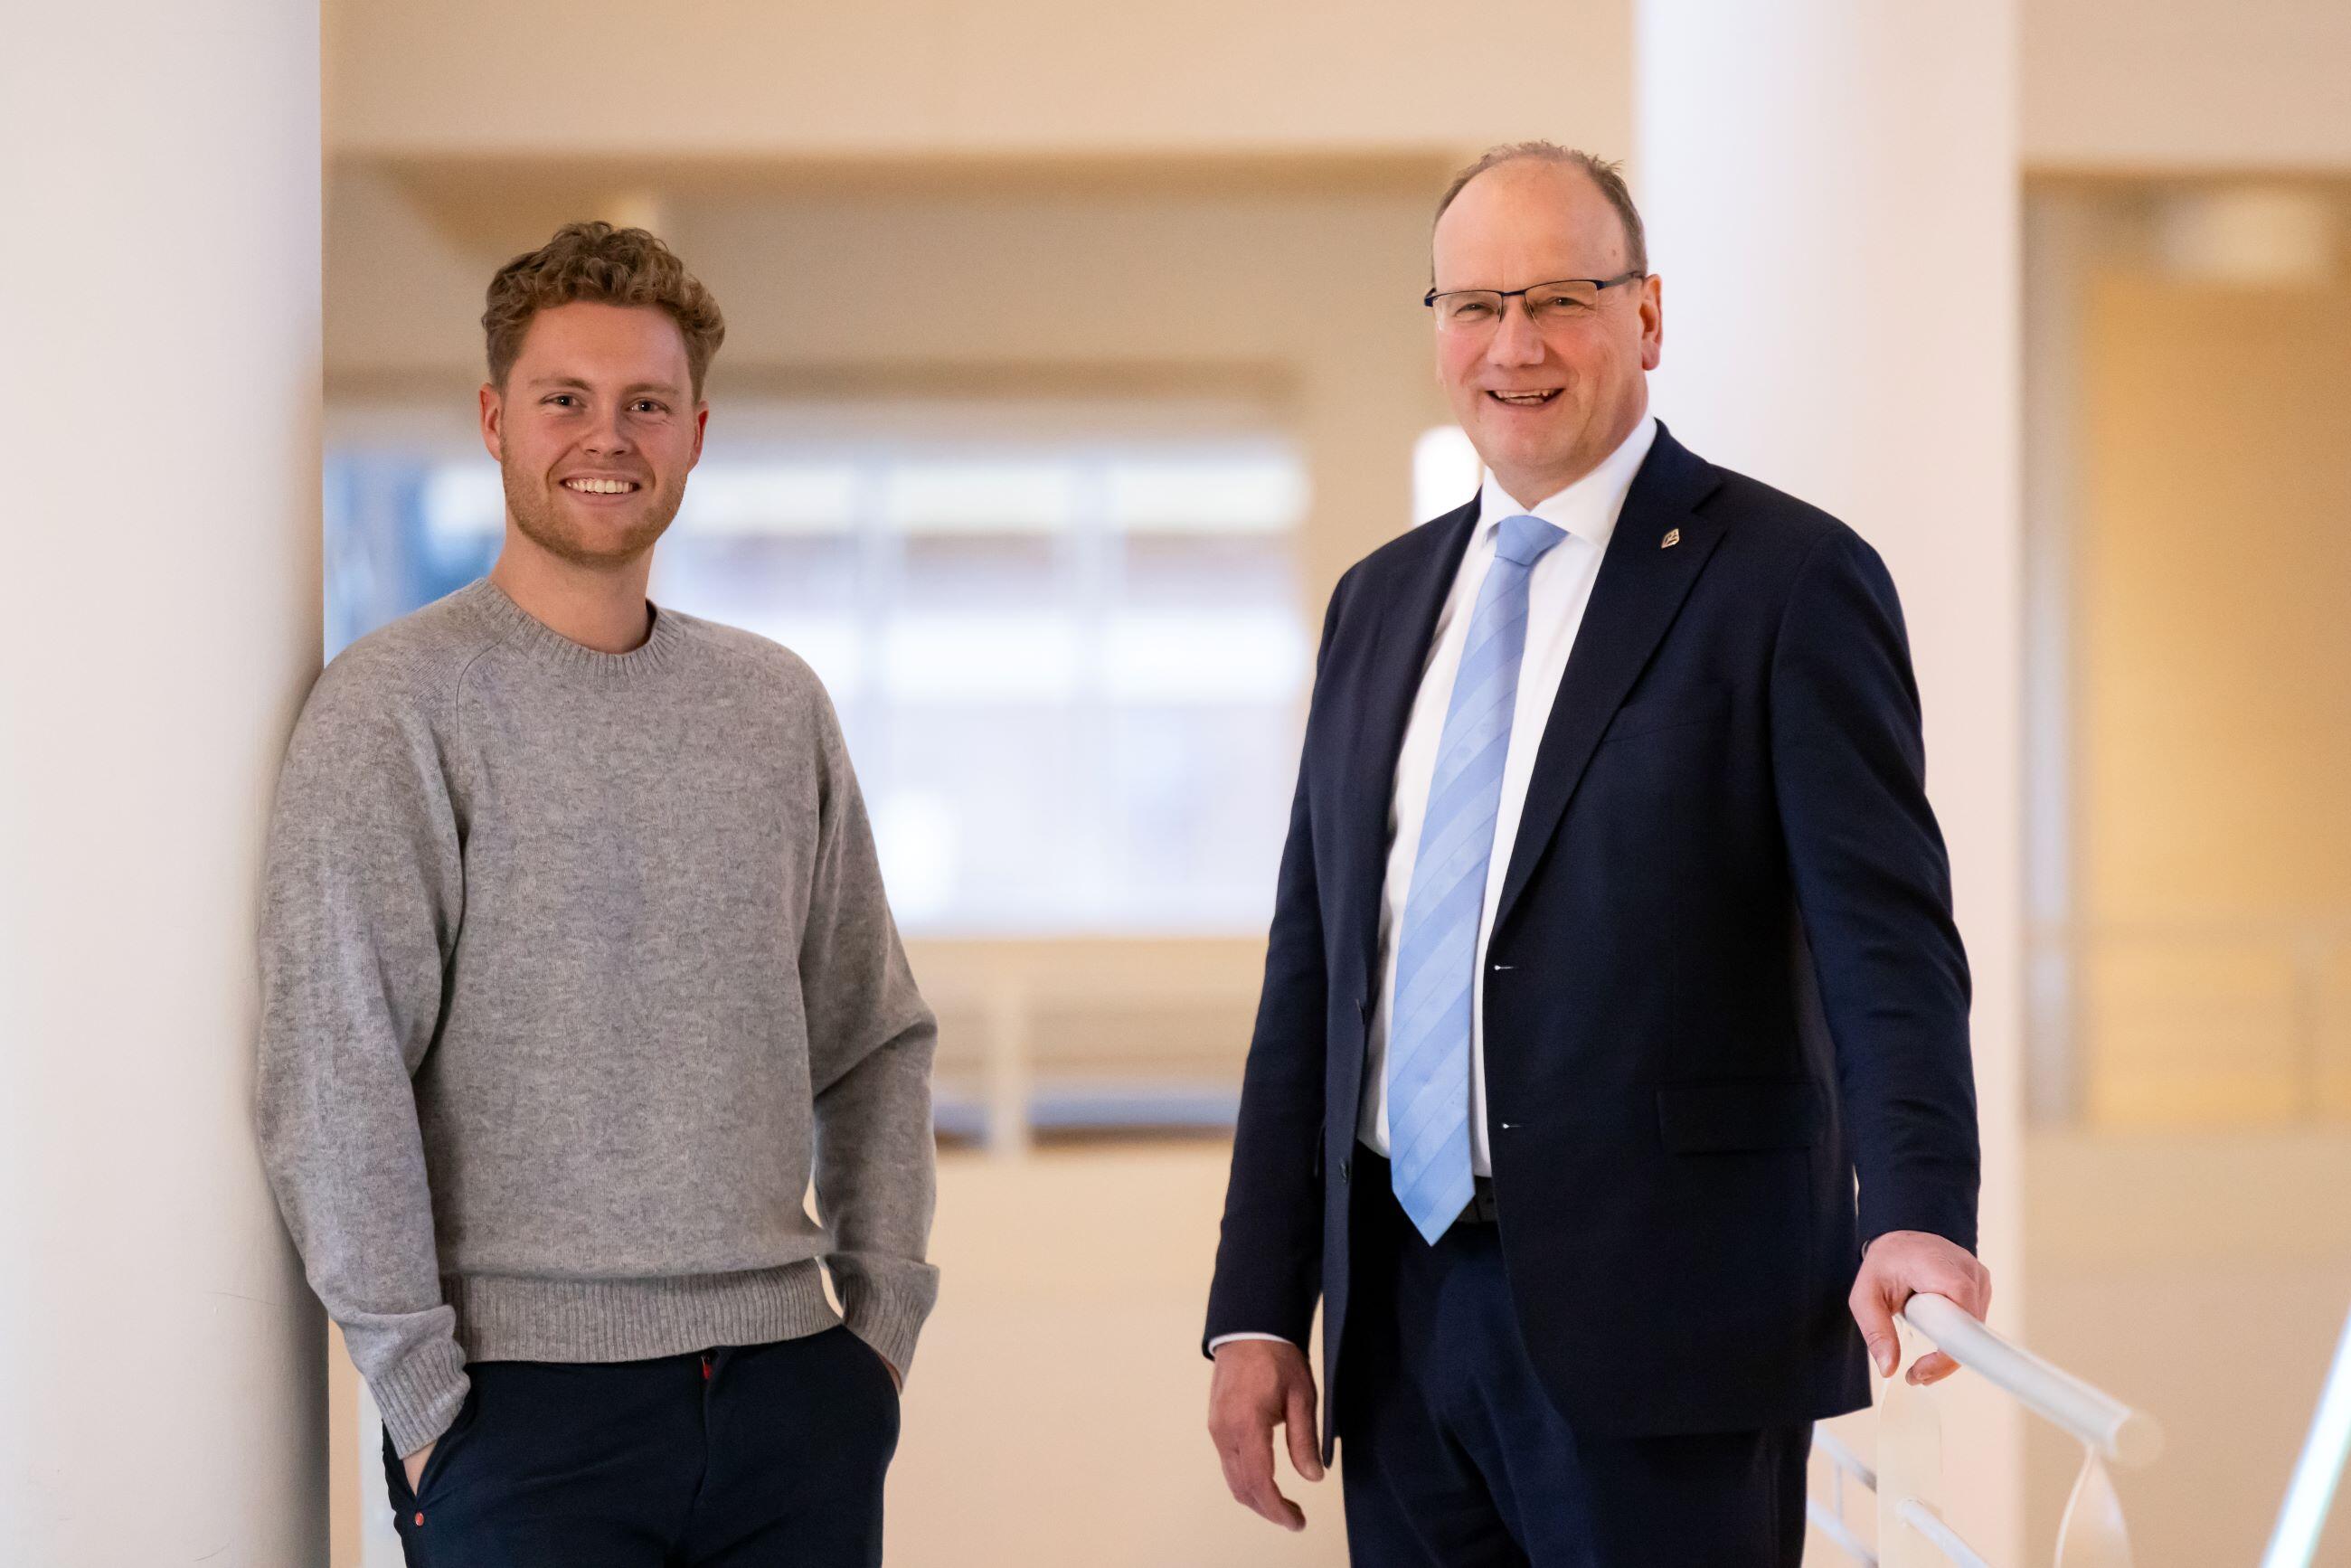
[1207, 1331, 1299, 1353]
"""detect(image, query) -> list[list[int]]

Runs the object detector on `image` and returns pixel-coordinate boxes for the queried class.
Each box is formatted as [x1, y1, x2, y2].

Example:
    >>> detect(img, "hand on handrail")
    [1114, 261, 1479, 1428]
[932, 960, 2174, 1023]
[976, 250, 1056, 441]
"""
[1849, 1230, 1993, 1387]
[1897, 1290, 2164, 1466]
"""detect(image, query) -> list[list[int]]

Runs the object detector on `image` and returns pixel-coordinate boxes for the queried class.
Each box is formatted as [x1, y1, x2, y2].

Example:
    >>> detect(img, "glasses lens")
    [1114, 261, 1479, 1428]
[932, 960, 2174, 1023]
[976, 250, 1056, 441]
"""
[1436, 291, 1503, 328]
[1526, 282, 1600, 321]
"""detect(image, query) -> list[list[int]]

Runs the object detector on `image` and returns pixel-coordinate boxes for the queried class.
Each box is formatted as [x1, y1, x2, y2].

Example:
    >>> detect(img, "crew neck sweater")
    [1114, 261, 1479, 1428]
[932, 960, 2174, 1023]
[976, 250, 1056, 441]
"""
[256, 577, 938, 1458]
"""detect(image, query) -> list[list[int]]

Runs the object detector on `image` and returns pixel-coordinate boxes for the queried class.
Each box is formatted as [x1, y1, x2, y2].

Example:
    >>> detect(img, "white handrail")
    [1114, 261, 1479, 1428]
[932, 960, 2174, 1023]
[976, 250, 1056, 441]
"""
[1902, 1294, 2164, 1469]
[1809, 1299, 2164, 1566]
[1808, 1497, 1880, 1566]
[2261, 1298, 2351, 1568]
[1897, 1498, 1995, 1568]
[1816, 1426, 1880, 1493]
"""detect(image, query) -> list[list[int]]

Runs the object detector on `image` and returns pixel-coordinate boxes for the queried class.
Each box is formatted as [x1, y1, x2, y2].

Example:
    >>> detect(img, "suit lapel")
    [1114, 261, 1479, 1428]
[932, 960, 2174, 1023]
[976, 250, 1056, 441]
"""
[1342, 497, 1479, 975]
[1491, 425, 1726, 934]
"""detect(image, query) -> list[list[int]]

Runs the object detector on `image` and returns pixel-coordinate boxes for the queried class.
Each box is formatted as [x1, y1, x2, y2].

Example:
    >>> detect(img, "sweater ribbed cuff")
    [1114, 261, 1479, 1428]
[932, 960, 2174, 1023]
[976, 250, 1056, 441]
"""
[834, 1259, 939, 1383]
[370, 1334, 471, 1459]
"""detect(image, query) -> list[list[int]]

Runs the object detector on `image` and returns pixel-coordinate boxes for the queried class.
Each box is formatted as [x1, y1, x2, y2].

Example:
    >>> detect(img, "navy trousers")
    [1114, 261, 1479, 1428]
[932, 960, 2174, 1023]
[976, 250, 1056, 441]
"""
[1337, 1153, 1811, 1567]
[380, 1325, 900, 1567]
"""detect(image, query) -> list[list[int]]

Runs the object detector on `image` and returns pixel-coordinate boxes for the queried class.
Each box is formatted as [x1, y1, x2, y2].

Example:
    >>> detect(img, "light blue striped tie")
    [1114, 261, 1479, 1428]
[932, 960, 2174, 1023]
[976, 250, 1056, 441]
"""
[1388, 512, 1568, 1242]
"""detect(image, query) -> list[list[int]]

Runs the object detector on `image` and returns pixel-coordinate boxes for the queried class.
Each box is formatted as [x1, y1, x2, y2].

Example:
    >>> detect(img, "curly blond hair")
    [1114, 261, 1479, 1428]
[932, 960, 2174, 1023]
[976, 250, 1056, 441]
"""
[482, 222, 727, 398]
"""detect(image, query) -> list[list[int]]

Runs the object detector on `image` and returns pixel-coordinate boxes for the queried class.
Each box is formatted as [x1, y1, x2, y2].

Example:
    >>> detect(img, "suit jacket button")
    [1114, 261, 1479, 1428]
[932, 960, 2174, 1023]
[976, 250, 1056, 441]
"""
[1339, 1156, 1353, 1183]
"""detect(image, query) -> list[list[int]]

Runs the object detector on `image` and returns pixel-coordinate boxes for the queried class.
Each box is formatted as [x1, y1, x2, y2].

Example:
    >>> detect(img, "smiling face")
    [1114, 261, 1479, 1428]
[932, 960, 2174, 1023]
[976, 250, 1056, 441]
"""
[479, 300, 707, 570]
[1431, 158, 1663, 507]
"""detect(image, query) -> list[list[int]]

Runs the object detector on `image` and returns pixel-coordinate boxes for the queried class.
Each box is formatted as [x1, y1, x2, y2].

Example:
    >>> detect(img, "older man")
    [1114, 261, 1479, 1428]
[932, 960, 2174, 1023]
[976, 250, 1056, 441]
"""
[1204, 144, 1989, 1565]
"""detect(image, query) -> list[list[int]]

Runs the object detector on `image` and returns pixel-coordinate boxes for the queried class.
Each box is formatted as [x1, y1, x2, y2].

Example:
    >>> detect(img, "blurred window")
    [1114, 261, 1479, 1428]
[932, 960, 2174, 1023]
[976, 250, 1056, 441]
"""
[1413, 424, 1480, 522]
[324, 408, 1312, 936]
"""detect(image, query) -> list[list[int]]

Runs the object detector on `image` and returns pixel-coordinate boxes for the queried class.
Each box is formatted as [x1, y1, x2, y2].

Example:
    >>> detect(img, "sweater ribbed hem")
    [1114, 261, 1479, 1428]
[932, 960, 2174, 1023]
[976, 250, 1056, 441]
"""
[447, 1261, 840, 1365]
[455, 576, 693, 686]
[372, 1334, 472, 1459]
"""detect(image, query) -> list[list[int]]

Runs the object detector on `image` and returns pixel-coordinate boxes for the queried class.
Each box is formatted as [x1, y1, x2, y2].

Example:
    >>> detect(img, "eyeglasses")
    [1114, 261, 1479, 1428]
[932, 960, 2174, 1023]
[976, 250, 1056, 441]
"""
[1422, 271, 1647, 331]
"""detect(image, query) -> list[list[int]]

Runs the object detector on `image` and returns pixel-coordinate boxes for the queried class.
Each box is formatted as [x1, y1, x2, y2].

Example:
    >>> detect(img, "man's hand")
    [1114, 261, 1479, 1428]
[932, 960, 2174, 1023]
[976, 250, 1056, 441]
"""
[1207, 1338, 1325, 1530]
[1850, 1230, 1992, 1386]
[402, 1439, 435, 1494]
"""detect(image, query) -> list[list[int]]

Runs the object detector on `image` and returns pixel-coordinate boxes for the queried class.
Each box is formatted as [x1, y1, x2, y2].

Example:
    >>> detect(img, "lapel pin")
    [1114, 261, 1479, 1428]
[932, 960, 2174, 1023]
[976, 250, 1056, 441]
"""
[1660, 528, 1681, 549]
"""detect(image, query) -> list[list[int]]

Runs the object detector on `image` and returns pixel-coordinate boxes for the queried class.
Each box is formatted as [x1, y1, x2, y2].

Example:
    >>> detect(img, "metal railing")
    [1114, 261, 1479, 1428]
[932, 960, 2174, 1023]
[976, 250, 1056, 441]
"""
[1809, 1293, 2164, 1567]
[2262, 1297, 2351, 1568]
[907, 938, 1263, 1153]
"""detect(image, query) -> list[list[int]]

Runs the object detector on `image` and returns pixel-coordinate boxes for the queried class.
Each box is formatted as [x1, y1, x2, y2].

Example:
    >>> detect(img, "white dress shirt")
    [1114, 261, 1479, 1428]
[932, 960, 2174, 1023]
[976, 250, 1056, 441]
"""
[1359, 413, 1656, 1176]
[1212, 414, 1656, 1354]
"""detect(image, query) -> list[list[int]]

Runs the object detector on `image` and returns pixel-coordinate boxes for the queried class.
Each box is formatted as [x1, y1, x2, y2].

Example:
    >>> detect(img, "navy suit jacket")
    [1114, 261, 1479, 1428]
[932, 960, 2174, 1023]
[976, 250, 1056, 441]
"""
[1204, 423, 1978, 1447]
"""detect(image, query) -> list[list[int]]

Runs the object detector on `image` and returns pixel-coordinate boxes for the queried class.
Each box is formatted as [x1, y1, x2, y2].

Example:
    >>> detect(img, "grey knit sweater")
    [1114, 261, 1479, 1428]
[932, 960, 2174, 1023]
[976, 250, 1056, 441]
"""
[255, 577, 938, 1458]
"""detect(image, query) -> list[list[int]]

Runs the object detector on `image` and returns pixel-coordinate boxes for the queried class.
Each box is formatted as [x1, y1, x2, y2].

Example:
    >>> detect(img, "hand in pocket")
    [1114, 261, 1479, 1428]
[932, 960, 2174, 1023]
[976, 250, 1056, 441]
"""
[402, 1439, 435, 1494]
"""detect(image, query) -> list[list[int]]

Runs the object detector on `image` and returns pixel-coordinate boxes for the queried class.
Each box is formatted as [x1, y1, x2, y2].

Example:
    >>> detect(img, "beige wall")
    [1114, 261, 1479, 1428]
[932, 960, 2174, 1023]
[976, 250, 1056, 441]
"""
[2025, 0, 2351, 170]
[2080, 270, 2351, 915]
[326, 0, 1632, 161]
[2075, 263, 2351, 1121]
[2016, 173, 2351, 1568]
[2025, 1129, 2351, 1566]
[332, 0, 2351, 175]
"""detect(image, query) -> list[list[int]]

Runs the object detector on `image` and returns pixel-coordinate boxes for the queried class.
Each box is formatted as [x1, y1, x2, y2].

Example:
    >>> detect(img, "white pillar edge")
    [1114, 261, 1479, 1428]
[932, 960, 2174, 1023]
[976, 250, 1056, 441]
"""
[0, 2, 327, 1561]
[1633, 5, 2026, 1560]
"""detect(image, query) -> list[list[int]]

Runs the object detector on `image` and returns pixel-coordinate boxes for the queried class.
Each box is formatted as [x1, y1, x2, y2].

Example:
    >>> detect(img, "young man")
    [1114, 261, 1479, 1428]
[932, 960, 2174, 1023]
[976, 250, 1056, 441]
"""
[257, 222, 937, 1565]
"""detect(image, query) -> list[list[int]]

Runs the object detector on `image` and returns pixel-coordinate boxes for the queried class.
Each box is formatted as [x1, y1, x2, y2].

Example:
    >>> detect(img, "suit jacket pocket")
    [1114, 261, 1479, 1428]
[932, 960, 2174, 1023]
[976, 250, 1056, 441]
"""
[1656, 1078, 1822, 1152]
[1599, 684, 1733, 746]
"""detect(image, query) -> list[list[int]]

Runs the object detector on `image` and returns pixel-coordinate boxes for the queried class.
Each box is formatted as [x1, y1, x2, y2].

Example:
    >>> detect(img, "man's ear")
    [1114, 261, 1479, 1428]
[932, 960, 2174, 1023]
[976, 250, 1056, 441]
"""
[690, 402, 709, 467]
[478, 383, 505, 463]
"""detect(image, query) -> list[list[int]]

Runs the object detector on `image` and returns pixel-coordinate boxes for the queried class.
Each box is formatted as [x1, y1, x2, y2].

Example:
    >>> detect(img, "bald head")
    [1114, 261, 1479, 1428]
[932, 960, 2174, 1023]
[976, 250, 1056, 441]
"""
[1433, 143, 1648, 278]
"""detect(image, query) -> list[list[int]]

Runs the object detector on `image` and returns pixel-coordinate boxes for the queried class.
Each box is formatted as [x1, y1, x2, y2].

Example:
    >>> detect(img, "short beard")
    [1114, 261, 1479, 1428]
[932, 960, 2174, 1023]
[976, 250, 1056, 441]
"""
[502, 461, 685, 569]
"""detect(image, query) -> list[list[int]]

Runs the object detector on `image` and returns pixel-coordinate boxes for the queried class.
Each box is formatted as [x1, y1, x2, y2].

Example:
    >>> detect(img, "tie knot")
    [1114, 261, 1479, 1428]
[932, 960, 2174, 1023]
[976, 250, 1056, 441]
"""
[1494, 513, 1568, 568]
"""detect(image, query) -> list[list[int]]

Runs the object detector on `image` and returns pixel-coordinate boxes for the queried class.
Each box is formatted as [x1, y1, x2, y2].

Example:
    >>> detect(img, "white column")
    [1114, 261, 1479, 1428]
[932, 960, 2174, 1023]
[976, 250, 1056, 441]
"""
[0, 3, 325, 1563]
[1635, 5, 2025, 1560]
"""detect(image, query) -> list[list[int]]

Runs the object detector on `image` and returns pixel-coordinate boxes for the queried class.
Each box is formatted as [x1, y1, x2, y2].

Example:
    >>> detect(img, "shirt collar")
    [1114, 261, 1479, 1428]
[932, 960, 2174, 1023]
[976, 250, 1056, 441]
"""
[1475, 412, 1658, 553]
